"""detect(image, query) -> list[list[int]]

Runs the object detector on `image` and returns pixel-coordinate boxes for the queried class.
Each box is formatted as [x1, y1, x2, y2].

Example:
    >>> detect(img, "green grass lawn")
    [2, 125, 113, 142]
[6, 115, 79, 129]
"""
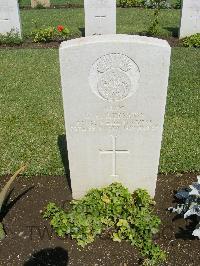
[160, 48, 200, 173]
[19, 0, 121, 6]
[19, 0, 180, 7]
[20, 8, 181, 38]
[0, 48, 199, 176]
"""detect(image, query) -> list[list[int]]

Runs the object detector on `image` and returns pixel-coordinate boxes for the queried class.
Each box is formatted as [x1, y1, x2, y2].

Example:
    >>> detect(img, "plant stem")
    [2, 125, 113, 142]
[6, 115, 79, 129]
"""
[0, 223, 5, 241]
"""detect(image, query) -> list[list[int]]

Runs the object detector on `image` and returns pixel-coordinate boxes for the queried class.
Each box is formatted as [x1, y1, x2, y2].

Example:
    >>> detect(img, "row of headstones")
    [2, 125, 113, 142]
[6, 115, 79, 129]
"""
[0, 0, 49, 37]
[0, 0, 199, 198]
[43, 2, 199, 198]
[0, 0, 200, 38]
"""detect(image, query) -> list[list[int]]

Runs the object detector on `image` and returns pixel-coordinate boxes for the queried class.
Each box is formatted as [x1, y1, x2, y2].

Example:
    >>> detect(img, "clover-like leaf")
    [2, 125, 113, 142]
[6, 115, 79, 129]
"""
[112, 232, 122, 242]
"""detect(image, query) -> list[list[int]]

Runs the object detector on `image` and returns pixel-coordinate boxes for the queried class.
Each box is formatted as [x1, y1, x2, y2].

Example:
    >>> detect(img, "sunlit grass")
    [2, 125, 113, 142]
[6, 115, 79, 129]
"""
[0, 48, 199, 175]
[20, 8, 181, 38]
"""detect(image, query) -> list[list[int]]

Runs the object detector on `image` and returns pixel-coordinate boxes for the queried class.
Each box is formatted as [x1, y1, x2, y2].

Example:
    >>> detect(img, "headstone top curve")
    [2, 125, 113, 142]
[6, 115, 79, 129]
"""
[60, 35, 171, 50]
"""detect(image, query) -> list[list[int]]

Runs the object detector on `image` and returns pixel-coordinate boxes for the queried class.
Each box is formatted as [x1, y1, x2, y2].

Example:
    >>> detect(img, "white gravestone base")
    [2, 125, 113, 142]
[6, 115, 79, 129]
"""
[0, 0, 21, 36]
[31, 0, 51, 8]
[179, 0, 200, 38]
[31, 0, 50, 8]
[84, 0, 116, 36]
[60, 35, 171, 199]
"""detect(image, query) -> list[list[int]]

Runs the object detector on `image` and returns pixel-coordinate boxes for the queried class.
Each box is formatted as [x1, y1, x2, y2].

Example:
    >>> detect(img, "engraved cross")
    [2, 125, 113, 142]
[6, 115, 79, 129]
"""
[94, 15, 106, 34]
[99, 135, 129, 178]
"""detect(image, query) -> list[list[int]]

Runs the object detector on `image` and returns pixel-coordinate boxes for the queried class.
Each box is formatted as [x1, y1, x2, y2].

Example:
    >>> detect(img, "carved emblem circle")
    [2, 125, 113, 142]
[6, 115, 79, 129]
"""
[97, 69, 131, 101]
[89, 53, 140, 102]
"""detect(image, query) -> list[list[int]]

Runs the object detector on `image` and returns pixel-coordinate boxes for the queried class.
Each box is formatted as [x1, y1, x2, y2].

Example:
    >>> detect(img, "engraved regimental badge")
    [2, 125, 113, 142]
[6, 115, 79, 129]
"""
[89, 53, 140, 102]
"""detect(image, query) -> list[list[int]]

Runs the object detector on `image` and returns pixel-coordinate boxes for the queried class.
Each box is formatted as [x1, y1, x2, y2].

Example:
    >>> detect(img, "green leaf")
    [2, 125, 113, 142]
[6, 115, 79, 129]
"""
[112, 232, 122, 242]
[43, 182, 165, 264]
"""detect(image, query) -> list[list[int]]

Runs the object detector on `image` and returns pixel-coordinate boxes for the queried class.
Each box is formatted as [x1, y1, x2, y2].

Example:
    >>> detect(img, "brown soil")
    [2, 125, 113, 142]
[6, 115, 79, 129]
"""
[164, 37, 181, 47]
[19, 4, 156, 10]
[0, 173, 200, 266]
[0, 41, 60, 50]
[0, 36, 182, 50]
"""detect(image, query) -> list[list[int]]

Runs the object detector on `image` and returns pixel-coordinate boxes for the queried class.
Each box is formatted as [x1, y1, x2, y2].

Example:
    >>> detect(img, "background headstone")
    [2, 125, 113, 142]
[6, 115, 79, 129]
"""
[179, 0, 200, 38]
[31, 0, 50, 8]
[0, 0, 21, 36]
[84, 0, 116, 36]
[60, 35, 171, 199]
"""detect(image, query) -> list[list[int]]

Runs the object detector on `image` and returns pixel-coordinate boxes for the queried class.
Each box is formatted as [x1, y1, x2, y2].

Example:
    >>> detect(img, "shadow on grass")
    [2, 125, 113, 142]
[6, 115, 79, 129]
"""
[79, 27, 85, 37]
[163, 27, 179, 37]
[24, 247, 68, 266]
[57, 135, 72, 193]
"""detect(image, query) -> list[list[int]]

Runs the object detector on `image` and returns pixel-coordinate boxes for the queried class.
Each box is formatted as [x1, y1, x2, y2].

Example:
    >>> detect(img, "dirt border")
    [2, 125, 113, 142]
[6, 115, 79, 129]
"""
[0, 173, 200, 265]
[19, 5, 181, 10]
[0, 36, 182, 50]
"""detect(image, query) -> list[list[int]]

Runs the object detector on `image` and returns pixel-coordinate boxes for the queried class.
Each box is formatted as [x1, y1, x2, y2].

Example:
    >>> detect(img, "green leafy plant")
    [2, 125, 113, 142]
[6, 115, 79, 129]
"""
[147, 0, 166, 36]
[31, 26, 54, 43]
[148, 8, 160, 35]
[119, 0, 145, 8]
[31, 25, 70, 43]
[168, 176, 200, 239]
[172, 0, 181, 9]
[56, 25, 70, 40]
[144, 0, 170, 9]
[0, 29, 22, 45]
[182, 33, 200, 48]
[0, 165, 26, 240]
[44, 183, 166, 265]
[119, 0, 170, 8]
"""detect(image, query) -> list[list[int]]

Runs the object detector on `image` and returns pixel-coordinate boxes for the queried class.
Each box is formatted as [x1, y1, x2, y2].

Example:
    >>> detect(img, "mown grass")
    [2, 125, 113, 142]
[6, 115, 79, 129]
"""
[20, 8, 181, 38]
[160, 48, 200, 173]
[0, 49, 64, 176]
[0, 48, 199, 176]
[19, 0, 180, 7]
[19, 0, 121, 6]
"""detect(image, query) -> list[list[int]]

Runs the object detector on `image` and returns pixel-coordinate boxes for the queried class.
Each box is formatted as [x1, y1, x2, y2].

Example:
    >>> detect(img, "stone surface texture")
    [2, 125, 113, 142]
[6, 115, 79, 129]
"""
[0, 0, 21, 36]
[31, 0, 50, 8]
[60, 35, 171, 199]
[179, 0, 200, 38]
[84, 0, 116, 36]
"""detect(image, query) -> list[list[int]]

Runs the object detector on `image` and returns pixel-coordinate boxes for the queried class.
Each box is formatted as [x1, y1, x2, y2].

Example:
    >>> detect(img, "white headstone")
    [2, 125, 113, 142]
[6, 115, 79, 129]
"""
[84, 0, 116, 36]
[179, 0, 200, 38]
[0, 0, 21, 36]
[60, 35, 171, 199]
